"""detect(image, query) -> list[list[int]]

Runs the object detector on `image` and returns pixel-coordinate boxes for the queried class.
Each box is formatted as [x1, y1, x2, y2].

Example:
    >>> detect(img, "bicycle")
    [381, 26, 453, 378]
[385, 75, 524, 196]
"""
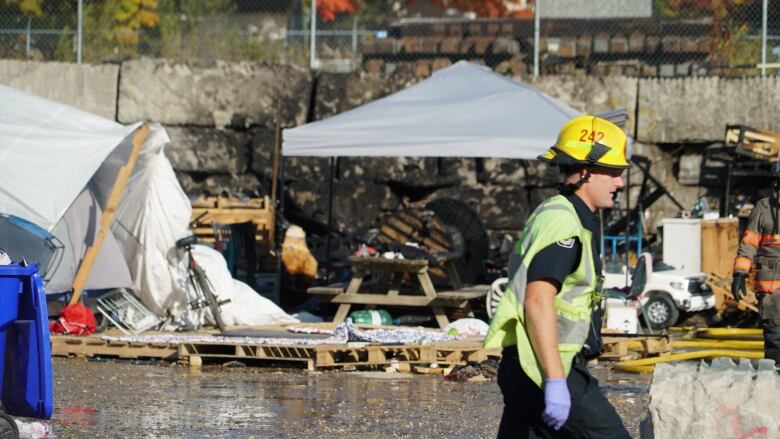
[175, 235, 230, 332]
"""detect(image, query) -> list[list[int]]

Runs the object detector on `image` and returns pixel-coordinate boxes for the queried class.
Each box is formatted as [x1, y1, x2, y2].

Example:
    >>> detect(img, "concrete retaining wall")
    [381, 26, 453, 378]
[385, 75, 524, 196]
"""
[0, 60, 119, 119]
[2, 59, 773, 241]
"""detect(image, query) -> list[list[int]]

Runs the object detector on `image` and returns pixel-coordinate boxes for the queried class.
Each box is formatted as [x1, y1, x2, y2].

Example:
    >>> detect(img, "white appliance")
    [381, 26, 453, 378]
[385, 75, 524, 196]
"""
[662, 218, 701, 272]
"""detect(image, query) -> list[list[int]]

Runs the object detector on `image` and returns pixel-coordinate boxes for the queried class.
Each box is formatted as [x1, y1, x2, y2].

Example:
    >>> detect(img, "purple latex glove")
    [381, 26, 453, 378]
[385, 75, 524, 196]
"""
[542, 378, 571, 430]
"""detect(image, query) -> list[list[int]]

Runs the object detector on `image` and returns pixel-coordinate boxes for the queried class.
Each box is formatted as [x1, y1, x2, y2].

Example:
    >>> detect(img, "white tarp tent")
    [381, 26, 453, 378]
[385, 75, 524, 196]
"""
[0, 84, 295, 327]
[283, 61, 580, 158]
[0, 84, 140, 231]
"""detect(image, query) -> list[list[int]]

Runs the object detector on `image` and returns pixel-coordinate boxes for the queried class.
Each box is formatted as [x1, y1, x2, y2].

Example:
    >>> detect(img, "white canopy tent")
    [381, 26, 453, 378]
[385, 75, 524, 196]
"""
[283, 61, 580, 158]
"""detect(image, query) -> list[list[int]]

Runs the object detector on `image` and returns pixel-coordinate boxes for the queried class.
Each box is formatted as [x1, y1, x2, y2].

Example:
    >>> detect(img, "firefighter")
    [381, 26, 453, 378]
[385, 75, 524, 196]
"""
[731, 160, 780, 367]
[485, 115, 631, 438]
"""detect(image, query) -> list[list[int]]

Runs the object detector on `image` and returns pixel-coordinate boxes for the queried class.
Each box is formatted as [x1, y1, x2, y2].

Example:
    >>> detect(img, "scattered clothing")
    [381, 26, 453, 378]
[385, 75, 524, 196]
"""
[103, 319, 461, 346]
[49, 304, 97, 336]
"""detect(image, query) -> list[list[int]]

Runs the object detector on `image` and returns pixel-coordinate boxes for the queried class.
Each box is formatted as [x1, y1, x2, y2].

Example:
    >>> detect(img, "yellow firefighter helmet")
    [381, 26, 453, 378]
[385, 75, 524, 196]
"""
[539, 115, 630, 169]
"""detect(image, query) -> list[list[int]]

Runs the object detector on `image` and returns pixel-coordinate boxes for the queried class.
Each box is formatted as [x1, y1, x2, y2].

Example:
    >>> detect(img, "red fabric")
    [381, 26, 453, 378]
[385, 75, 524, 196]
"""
[49, 304, 97, 336]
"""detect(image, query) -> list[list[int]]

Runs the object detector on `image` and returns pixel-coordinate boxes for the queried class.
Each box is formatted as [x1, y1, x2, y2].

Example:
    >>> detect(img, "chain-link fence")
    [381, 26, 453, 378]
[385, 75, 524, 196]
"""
[0, 0, 778, 77]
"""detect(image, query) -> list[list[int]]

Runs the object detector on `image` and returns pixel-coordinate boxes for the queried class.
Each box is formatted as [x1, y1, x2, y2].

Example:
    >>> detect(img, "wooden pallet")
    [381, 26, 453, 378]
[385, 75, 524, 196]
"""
[600, 335, 672, 361]
[51, 333, 499, 371]
[190, 196, 274, 244]
[178, 340, 497, 371]
[725, 124, 780, 162]
[51, 335, 178, 361]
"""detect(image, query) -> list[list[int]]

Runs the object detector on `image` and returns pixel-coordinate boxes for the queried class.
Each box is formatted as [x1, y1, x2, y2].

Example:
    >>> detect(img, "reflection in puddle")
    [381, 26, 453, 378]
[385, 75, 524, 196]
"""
[54, 406, 96, 427]
[49, 358, 649, 438]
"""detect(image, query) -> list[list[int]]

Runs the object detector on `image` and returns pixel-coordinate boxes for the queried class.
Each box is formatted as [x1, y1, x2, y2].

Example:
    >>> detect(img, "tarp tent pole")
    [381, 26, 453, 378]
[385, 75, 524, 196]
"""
[69, 123, 149, 305]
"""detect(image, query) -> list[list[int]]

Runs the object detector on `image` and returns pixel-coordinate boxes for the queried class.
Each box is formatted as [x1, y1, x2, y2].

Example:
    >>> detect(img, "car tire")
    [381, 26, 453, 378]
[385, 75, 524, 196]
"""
[643, 294, 679, 329]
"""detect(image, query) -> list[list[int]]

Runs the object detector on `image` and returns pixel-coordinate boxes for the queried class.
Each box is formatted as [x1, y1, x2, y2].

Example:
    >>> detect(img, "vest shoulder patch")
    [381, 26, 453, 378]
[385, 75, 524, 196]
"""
[556, 238, 576, 249]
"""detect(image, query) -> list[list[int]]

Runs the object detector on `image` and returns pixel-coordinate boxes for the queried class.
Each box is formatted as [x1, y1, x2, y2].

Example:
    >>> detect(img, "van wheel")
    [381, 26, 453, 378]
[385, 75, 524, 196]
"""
[643, 294, 679, 329]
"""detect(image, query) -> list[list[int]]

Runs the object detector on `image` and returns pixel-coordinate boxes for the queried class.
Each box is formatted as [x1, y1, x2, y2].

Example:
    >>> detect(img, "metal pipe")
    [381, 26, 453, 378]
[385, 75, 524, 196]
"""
[309, 0, 317, 69]
[533, 0, 540, 78]
[26, 16, 31, 59]
[625, 166, 630, 287]
[325, 156, 336, 282]
[761, 0, 768, 77]
[351, 17, 358, 71]
[77, 0, 83, 64]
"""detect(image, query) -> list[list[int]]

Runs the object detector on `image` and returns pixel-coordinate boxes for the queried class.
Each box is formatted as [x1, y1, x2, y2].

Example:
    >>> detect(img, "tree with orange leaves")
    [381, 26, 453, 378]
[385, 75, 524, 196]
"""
[318, 0, 360, 22]
[425, 0, 534, 18]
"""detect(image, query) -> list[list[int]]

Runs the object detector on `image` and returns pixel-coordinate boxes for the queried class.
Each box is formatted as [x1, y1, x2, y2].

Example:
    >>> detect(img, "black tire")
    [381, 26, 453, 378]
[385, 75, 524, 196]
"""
[425, 198, 489, 284]
[94, 312, 110, 333]
[193, 265, 227, 333]
[643, 294, 679, 329]
[0, 413, 19, 439]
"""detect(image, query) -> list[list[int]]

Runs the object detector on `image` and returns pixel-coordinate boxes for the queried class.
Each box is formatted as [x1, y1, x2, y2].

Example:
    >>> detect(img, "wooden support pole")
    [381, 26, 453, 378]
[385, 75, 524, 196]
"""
[69, 124, 149, 305]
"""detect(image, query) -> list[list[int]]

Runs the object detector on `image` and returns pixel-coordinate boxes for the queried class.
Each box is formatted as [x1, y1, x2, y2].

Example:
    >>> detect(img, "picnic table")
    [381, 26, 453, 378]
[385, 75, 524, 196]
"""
[307, 256, 488, 328]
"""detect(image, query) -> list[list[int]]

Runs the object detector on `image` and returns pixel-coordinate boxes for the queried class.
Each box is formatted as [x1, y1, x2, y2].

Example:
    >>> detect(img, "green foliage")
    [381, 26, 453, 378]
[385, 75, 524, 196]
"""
[150, 0, 288, 62]
[2, 0, 43, 16]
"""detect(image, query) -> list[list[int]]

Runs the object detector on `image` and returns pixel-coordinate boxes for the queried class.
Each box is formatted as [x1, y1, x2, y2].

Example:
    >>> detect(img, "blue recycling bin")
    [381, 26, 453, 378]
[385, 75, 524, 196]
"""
[0, 263, 53, 420]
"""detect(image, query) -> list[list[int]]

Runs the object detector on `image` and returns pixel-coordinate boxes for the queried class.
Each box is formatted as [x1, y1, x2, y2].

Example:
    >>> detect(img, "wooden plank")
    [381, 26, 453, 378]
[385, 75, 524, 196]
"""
[348, 257, 429, 273]
[307, 286, 345, 295]
[328, 294, 435, 307]
[70, 124, 148, 304]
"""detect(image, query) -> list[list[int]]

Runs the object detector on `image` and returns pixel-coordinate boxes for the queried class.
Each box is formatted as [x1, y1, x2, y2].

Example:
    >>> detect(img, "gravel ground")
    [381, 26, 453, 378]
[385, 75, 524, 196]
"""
[44, 358, 650, 438]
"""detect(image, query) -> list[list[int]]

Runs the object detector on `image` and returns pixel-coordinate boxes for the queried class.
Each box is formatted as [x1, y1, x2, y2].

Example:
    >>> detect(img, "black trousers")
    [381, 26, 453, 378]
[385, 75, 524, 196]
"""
[496, 347, 631, 439]
[758, 293, 780, 365]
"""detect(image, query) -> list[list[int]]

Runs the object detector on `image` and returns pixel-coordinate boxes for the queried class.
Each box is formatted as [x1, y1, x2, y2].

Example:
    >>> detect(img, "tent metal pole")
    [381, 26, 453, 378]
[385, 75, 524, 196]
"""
[325, 156, 335, 282]
[625, 164, 631, 286]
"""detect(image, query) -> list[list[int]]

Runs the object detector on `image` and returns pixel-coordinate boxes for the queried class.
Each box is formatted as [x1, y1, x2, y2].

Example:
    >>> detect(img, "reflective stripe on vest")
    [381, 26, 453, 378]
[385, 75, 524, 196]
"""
[484, 195, 597, 387]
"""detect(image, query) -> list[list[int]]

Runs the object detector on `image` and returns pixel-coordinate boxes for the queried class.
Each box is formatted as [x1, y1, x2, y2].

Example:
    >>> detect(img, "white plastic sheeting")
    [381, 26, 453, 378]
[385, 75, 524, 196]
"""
[282, 61, 580, 158]
[110, 124, 297, 327]
[0, 84, 295, 328]
[187, 245, 297, 327]
[0, 84, 139, 231]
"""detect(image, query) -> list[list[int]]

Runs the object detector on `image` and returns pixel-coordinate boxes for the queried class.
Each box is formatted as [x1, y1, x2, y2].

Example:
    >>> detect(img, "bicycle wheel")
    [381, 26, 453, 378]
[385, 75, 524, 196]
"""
[192, 265, 227, 332]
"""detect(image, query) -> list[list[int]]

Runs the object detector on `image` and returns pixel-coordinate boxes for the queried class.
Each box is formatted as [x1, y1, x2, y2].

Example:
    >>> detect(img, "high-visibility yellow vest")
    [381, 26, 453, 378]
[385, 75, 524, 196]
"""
[484, 195, 597, 387]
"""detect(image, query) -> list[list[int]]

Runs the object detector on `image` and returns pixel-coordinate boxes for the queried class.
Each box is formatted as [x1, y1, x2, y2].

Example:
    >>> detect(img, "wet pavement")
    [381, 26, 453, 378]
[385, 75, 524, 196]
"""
[46, 357, 650, 438]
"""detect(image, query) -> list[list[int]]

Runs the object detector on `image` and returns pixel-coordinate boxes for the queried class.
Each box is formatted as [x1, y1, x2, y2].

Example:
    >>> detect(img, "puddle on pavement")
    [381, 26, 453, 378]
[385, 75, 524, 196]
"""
[49, 357, 650, 438]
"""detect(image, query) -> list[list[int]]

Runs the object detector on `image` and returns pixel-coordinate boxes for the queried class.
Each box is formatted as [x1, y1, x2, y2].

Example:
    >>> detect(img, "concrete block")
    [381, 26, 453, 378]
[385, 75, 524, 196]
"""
[628, 32, 645, 52]
[593, 32, 610, 53]
[610, 35, 628, 54]
[648, 359, 780, 439]
[637, 77, 780, 143]
[577, 35, 592, 57]
[0, 60, 119, 120]
[164, 126, 251, 174]
[531, 76, 639, 136]
[440, 37, 461, 54]
[646, 35, 661, 52]
[678, 153, 704, 185]
[118, 59, 310, 128]
[315, 71, 418, 120]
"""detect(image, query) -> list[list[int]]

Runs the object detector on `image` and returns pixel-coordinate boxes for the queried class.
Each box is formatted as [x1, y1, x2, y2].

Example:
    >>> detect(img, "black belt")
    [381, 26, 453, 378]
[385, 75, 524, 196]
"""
[502, 345, 519, 359]
[501, 345, 586, 366]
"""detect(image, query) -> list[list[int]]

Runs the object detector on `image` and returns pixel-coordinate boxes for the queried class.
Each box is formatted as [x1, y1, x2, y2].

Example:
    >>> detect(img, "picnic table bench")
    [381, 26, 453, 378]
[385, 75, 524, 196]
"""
[308, 256, 488, 328]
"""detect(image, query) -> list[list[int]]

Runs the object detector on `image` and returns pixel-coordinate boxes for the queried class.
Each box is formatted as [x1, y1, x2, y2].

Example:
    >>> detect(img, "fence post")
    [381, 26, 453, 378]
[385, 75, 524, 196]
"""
[26, 16, 31, 58]
[352, 17, 358, 71]
[309, 0, 317, 69]
[77, 0, 83, 64]
[761, 0, 767, 76]
[534, 0, 540, 78]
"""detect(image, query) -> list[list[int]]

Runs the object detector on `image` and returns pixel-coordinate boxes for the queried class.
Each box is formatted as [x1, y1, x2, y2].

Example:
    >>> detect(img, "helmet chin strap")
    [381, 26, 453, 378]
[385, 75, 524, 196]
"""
[560, 167, 592, 192]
